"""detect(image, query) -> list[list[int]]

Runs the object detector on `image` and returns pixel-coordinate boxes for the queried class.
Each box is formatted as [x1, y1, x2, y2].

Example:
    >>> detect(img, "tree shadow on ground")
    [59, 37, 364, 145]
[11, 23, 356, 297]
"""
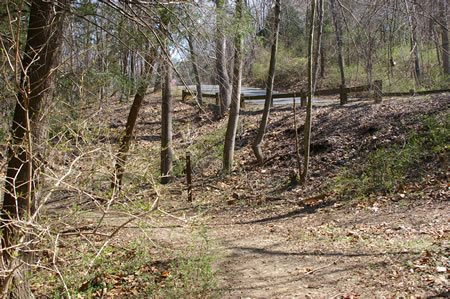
[228, 246, 419, 258]
[237, 198, 338, 225]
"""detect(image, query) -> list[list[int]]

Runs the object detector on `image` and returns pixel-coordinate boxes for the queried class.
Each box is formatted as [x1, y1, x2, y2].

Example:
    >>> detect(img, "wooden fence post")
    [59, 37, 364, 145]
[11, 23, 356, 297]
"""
[182, 89, 186, 102]
[374, 80, 383, 103]
[240, 94, 245, 109]
[300, 88, 307, 107]
[340, 84, 348, 105]
[215, 92, 219, 106]
[186, 151, 192, 201]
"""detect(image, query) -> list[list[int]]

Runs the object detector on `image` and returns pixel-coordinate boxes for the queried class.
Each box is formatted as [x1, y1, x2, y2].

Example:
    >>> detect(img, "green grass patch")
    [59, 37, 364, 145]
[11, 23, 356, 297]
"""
[334, 113, 448, 198]
[31, 226, 219, 297]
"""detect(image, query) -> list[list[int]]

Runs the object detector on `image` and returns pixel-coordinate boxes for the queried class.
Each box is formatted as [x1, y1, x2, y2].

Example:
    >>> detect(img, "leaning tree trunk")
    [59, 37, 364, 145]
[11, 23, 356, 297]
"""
[112, 47, 158, 190]
[215, 0, 232, 117]
[223, 0, 243, 173]
[440, 0, 449, 75]
[330, 0, 346, 105]
[1, 0, 66, 297]
[313, 0, 324, 92]
[301, 0, 316, 185]
[252, 0, 281, 164]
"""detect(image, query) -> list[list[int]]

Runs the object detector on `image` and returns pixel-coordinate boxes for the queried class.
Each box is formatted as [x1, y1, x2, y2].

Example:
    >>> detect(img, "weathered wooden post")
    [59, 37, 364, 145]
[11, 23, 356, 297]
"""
[374, 80, 383, 103]
[182, 89, 186, 102]
[340, 84, 348, 105]
[186, 151, 192, 201]
[215, 92, 219, 106]
[240, 93, 245, 109]
[300, 88, 307, 107]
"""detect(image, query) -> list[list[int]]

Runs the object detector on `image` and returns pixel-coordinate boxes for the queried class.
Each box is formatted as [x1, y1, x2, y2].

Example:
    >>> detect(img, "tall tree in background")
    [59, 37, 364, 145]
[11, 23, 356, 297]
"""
[187, 23, 203, 105]
[216, 0, 232, 117]
[330, 0, 346, 105]
[313, 0, 323, 91]
[405, 0, 422, 84]
[301, 0, 316, 185]
[223, 0, 244, 173]
[252, 0, 281, 164]
[1, 0, 67, 296]
[440, 0, 449, 75]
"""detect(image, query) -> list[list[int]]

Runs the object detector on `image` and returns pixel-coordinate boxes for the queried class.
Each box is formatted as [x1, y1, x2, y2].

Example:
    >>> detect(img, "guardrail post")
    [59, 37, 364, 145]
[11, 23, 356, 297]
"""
[240, 94, 245, 109]
[300, 88, 307, 107]
[374, 80, 383, 103]
[215, 92, 219, 106]
[340, 84, 348, 105]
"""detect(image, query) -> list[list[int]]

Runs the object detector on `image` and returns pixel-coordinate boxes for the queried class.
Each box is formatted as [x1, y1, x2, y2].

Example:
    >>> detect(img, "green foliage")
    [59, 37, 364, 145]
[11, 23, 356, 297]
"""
[279, 1, 307, 55]
[251, 43, 307, 87]
[334, 114, 449, 198]
[375, 43, 450, 92]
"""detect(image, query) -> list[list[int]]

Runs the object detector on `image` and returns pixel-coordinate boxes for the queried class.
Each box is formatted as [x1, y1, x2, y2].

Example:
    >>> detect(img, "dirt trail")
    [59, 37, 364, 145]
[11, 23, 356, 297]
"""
[206, 197, 449, 298]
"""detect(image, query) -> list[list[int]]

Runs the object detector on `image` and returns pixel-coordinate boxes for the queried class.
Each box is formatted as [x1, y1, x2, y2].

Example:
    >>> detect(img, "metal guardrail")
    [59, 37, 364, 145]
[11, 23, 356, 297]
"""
[182, 81, 449, 105]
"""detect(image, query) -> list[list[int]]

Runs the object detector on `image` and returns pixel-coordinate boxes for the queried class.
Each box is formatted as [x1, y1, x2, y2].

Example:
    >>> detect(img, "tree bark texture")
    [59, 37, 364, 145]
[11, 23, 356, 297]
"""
[113, 48, 158, 190]
[223, 0, 243, 173]
[320, 40, 325, 78]
[215, 0, 232, 117]
[330, 0, 347, 105]
[313, 0, 323, 92]
[3, 0, 66, 229]
[160, 60, 173, 184]
[301, 0, 316, 185]
[252, 0, 281, 164]
[1, 0, 67, 297]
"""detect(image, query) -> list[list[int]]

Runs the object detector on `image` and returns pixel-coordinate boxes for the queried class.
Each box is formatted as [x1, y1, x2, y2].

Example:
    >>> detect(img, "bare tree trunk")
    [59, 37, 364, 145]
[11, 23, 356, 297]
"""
[301, 0, 316, 185]
[188, 33, 203, 105]
[366, 34, 374, 84]
[405, 0, 422, 84]
[112, 48, 158, 190]
[320, 45, 326, 78]
[161, 57, 173, 184]
[154, 61, 163, 92]
[216, 0, 232, 117]
[223, 0, 243, 173]
[440, 0, 449, 75]
[252, 0, 281, 164]
[330, 0, 346, 105]
[1, 0, 66, 296]
[122, 50, 129, 75]
[313, 0, 324, 92]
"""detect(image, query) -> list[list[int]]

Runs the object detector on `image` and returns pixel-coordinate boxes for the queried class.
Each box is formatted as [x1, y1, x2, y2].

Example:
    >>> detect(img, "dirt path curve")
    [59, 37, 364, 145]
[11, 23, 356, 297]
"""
[206, 198, 449, 298]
